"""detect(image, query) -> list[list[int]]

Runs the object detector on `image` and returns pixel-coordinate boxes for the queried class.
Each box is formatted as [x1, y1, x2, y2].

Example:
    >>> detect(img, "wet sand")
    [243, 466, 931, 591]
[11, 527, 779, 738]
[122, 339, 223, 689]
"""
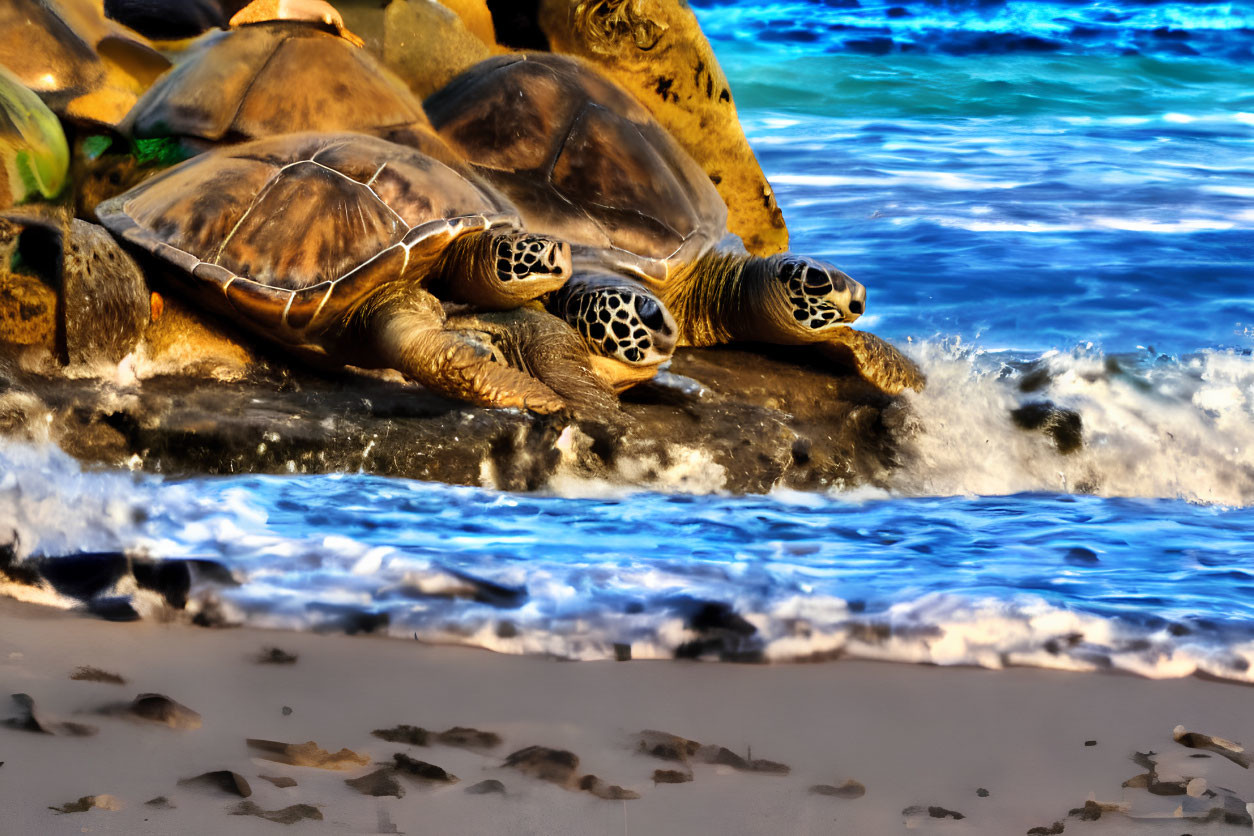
[2, 596, 1252, 835]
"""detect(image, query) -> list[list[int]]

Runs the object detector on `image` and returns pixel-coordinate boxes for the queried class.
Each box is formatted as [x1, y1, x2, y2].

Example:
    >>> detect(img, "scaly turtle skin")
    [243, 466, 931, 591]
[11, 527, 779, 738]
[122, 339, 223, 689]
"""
[0, 67, 70, 209]
[427, 54, 923, 395]
[444, 304, 621, 415]
[0, 0, 168, 129]
[97, 132, 579, 412]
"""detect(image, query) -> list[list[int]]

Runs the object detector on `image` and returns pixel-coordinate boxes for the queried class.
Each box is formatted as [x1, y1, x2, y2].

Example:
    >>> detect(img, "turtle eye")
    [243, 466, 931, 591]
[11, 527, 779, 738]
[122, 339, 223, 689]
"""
[804, 270, 834, 295]
[634, 295, 667, 332]
[776, 257, 816, 294]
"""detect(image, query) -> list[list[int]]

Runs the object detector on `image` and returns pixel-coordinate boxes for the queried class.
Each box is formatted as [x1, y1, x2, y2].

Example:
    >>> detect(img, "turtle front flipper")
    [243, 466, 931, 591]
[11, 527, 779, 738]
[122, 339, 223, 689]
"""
[345, 282, 566, 413]
[446, 305, 621, 417]
[818, 330, 925, 396]
[545, 271, 677, 392]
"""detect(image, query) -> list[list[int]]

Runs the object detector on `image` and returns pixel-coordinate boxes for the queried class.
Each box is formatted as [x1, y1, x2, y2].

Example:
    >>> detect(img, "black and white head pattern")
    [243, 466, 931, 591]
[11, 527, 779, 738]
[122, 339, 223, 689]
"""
[494, 233, 568, 283]
[777, 256, 864, 330]
[573, 288, 673, 365]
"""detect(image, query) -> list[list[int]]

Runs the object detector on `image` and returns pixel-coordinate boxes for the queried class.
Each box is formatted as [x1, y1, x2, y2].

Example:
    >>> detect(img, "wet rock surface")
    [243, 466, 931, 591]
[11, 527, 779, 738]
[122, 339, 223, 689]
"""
[0, 334, 904, 495]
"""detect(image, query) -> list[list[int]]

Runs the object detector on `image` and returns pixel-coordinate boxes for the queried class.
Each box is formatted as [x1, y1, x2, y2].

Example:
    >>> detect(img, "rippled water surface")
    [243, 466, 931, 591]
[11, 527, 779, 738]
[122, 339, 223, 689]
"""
[3, 0, 1253, 677]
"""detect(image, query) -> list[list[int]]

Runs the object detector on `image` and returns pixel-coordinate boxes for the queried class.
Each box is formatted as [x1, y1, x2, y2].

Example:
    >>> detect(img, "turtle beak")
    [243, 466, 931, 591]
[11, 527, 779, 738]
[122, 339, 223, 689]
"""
[844, 274, 866, 323]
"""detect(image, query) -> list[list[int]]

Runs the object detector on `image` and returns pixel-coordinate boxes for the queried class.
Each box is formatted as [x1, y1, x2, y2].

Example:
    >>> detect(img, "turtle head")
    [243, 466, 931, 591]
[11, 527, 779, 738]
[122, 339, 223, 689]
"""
[763, 255, 865, 341]
[546, 272, 677, 392]
[492, 230, 571, 296]
[440, 229, 571, 310]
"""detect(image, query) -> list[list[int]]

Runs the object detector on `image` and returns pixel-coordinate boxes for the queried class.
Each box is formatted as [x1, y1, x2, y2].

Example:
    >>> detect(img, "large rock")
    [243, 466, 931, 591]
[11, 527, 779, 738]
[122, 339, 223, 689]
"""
[0, 341, 904, 493]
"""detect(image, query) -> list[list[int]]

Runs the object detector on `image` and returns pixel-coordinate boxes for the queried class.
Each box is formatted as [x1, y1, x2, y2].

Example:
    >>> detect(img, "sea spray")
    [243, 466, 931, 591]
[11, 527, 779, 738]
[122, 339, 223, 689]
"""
[889, 342, 1254, 504]
[0, 443, 148, 560]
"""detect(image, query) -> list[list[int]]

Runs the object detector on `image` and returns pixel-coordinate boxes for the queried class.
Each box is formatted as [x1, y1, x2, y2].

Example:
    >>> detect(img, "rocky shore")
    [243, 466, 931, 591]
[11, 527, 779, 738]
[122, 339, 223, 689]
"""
[0, 336, 904, 494]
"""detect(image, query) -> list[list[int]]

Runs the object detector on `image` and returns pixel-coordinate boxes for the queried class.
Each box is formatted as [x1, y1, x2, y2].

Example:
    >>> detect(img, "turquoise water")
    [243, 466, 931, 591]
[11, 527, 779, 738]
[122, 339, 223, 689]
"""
[3, 1, 1253, 677]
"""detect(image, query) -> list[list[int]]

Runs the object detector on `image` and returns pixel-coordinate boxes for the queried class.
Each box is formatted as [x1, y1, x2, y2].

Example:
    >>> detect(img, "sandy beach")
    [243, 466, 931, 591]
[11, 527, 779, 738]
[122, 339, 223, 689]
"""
[1, 596, 1252, 835]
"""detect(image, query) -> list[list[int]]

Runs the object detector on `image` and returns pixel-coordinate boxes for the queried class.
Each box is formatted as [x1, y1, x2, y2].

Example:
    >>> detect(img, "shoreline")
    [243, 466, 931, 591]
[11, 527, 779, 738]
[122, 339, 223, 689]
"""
[3, 597, 1254, 834]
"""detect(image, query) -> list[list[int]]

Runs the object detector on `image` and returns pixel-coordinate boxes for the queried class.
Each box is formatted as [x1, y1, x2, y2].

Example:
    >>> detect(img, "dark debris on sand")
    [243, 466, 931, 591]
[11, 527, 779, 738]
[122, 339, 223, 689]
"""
[69, 665, 126, 684]
[3, 693, 97, 736]
[111, 693, 202, 730]
[579, 774, 640, 800]
[653, 769, 693, 784]
[809, 779, 865, 799]
[437, 726, 503, 749]
[502, 746, 639, 800]
[246, 738, 369, 770]
[464, 779, 507, 796]
[635, 729, 790, 775]
[256, 647, 298, 664]
[903, 805, 965, 820]
[503, 746, 579, 786]
[374, 723, 502, 749]
[49, 794, 122, 814]
[229, 801, 322, 825]
[1120, 742, 1254, 826]
[346, 768, 405, 798]
[1173, 724, 1252, 768]
[178, 770, 252, 798]
[374, 724, 430, 746]
[392, 753, 458, 783]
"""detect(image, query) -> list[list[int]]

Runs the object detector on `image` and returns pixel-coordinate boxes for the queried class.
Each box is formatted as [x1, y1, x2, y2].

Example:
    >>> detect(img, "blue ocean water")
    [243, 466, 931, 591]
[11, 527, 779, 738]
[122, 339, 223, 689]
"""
[2, 0, 1253, 677]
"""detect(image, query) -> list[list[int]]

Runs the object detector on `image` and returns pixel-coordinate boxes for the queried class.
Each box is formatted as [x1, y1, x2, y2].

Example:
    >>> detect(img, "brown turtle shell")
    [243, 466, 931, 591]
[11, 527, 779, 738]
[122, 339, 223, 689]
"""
[121, 20, 448, 161]
[96, 132, 518, 346]
[0, 0, 168, 126]
[425, 53, 728, 286]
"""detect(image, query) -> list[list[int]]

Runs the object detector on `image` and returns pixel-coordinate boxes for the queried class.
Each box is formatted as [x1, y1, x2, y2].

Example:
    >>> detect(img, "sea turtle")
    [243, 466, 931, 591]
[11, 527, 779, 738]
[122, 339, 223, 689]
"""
[76, 0, 453, 217]
[333, 0, 786, 256]
[119, 5, 434, 157]
[0, 0, 169, 129]
[426, 54, 923, 395]
[85, 6, 676, 390]
[95, 132, 644, 412]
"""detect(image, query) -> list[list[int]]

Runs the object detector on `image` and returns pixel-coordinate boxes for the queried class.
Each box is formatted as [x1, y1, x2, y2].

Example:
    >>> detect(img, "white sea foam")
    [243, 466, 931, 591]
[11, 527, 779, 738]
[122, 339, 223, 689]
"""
[886, 342, 1254, 506]
[0, 443, 149, 560]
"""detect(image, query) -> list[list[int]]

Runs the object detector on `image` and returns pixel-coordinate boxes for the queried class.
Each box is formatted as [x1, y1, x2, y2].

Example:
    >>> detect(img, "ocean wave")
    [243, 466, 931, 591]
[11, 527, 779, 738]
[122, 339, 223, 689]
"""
[890, 343, 1254, 506]
[0, 443, 147, 561]
[3, 446, 1252, 682]
[2, 370, 1253, 676]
